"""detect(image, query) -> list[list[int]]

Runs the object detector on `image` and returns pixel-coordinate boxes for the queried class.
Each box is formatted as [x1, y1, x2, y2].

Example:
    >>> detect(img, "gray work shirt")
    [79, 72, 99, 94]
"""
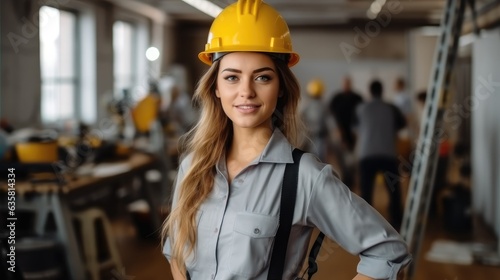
[355, 99, 406, 159]
[164, 129, 411, 279]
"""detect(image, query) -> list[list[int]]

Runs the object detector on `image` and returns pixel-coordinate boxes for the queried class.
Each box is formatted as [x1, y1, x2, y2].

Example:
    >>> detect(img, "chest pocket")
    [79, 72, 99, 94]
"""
[230, 212, 279, 277]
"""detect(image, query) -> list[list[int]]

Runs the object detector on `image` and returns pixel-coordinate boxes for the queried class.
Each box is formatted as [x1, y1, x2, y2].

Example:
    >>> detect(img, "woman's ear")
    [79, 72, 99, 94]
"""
[215, 89, 220, 98]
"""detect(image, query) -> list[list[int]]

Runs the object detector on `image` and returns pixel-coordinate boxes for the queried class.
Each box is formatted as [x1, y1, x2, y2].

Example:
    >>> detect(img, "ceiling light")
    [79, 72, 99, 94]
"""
[182, 0, 223, 18]
[146, 47, 160, 61]
[370, 2, 382, 14]
[366, 10, 377, 20]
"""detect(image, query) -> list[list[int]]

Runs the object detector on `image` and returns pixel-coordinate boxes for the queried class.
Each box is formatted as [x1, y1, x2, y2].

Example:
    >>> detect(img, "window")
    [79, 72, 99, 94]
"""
[40, 6, 78, 123]
[113, 21, 136, 98]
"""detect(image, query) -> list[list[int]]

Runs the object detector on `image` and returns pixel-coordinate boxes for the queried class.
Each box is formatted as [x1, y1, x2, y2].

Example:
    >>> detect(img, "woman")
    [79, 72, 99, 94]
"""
[162, 1, 411, 279]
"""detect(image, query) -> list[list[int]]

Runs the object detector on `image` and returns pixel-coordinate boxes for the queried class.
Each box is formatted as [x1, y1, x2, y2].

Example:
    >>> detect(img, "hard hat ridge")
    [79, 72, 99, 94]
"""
[237, 0, 262, 17]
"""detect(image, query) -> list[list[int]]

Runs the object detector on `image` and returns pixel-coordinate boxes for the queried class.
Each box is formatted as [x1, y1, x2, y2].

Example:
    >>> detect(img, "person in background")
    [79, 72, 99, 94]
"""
[162, 1, 411, 279]
[393, 77, 412, 123]
[0, 119, 14, 134]
[328, 76, 363, 152]
[300, 78, 328, 161]
[167, 85, 199, 136]
[393, 77, 413, 164]
[130, 82, 164, 153]
[414, 90, 428, 137]
[355, 80, 407, 229]
[328, 76, 363, 188]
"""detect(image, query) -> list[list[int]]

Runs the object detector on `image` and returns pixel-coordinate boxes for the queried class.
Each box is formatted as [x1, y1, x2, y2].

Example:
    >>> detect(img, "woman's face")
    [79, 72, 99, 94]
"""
[216, 52, 280, 131]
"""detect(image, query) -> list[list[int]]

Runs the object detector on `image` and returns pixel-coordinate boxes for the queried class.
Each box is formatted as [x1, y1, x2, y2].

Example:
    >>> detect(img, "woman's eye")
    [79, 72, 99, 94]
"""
[256, 75, 271, 82]
[224, 75, 238, 81]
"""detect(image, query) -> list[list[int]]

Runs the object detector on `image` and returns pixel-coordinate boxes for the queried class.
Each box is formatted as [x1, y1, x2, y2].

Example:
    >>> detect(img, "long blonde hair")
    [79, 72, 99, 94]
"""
[161, 55, 302, 274]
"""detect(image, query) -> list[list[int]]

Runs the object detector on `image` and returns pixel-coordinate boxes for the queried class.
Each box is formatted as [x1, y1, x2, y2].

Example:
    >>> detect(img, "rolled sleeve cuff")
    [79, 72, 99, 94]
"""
[357, 254, 412, 280]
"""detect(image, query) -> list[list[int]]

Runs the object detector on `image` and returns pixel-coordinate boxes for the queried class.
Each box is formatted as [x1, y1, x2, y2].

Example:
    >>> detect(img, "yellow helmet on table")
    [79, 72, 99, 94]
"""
[198, 0, 300, 67]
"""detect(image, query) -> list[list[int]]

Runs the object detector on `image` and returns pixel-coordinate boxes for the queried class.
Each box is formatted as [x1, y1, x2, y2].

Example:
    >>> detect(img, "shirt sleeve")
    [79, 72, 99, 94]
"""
[305, 165, 412, 280]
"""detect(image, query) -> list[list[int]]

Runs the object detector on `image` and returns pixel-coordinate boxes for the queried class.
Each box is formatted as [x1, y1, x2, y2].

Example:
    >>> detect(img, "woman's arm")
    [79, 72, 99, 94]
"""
[304, 163, 412, 279]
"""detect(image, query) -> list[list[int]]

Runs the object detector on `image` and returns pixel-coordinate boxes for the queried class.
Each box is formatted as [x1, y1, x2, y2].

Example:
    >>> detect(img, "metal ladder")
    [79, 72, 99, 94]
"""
[399, 0, 468, 279]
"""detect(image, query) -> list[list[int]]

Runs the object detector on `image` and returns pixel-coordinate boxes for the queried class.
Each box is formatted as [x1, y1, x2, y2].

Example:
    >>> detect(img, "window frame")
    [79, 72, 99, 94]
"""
[113, 8, 150, 102]
[39, 5, 81, 125]
[113, 19, 138, 99]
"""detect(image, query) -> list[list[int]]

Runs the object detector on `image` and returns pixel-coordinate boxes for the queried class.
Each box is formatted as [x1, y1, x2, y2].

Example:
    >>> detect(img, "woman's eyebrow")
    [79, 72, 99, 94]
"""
[221, 68, 241, 73]
[253, 67, 275, 74]
[221, 67, 275, 74]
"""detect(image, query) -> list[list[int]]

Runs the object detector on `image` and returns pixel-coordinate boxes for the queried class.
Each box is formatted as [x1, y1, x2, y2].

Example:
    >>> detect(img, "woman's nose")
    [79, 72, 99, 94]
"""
[239, 79, 256, 98]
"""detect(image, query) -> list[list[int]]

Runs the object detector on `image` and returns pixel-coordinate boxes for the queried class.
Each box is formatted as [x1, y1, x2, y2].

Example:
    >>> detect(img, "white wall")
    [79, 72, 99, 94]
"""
[408, 28, 439, 97]
[472, 27, 500, 238]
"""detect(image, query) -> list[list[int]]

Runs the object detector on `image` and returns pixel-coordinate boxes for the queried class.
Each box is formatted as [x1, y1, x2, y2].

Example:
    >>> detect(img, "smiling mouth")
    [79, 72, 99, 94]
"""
[235, 105, 260, 109]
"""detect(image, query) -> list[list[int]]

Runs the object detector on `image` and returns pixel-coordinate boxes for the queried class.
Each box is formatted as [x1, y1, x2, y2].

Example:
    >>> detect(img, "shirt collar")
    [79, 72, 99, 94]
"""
[255, 129, 294, 164]
[216, 129, 294, 173]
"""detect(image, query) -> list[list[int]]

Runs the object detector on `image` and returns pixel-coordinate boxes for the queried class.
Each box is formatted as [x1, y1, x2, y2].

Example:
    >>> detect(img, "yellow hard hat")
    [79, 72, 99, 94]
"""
[198, 0, 300, 67]
[307, 79, 325, 98]
[15, 141, 59, 163]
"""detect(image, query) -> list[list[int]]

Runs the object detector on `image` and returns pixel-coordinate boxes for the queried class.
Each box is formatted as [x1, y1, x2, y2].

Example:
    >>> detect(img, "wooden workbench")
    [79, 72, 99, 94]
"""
[1, 152, 166, 280]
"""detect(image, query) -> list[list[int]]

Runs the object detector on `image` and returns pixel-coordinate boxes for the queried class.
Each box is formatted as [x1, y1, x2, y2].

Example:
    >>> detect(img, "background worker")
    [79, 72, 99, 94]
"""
[355, 80, 407, 229]
[329, 76, 363, 152]
[328, 76, 363, 188]
[300, 78, 329, 161]
[392, 77, 413, 164]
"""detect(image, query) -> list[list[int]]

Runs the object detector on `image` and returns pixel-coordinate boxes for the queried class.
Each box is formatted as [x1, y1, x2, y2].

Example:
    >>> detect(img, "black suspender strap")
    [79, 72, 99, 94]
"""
[268, 149, 327, 280]
[267, 149, 304, 280]
[306, 231, 325, 279]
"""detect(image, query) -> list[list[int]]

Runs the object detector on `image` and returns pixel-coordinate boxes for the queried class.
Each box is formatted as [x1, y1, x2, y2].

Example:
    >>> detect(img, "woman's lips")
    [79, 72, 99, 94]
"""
[234, 104, 260, 113]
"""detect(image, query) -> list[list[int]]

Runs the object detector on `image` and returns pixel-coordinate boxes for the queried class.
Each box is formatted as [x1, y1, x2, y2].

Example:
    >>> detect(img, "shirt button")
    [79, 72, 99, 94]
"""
[254, 228, 260, 234]
[211, 274, 215, 279]
[214, 228, 218, 233]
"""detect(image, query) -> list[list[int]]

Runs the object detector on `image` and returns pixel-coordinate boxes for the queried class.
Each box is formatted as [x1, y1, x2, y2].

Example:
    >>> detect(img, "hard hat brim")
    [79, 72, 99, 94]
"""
[198, 51, 299, 67]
